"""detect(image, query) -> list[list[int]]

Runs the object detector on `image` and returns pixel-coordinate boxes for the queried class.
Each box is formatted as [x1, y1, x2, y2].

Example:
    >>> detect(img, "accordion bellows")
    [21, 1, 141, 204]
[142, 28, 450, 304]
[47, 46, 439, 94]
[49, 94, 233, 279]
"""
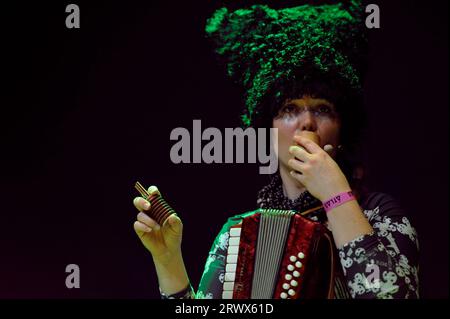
[222, 209, 346, 299]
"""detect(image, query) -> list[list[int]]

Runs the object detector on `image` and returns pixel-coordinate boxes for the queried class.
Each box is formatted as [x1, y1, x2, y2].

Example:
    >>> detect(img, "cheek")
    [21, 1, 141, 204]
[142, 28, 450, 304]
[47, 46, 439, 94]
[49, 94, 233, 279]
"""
[273, 119, 298, 145]
[318, 122, 341, 145]
[273, 119, 298, 163]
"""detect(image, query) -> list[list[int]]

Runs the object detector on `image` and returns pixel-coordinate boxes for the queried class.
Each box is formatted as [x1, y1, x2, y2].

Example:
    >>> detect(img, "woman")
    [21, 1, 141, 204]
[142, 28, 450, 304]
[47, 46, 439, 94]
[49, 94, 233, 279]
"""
[133, 2, 419, 299]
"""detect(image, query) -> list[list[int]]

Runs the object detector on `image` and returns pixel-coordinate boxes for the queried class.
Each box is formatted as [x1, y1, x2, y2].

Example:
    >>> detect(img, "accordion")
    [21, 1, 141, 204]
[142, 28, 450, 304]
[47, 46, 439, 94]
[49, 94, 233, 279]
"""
[222, 209, 348, 299]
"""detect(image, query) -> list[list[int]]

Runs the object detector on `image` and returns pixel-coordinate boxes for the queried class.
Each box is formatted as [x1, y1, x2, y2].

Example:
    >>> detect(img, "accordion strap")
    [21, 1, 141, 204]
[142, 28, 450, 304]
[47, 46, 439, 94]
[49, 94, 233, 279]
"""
[322, 230, 337, 299]
[301, 222, 343, 299]
[300, 206, 323, 217]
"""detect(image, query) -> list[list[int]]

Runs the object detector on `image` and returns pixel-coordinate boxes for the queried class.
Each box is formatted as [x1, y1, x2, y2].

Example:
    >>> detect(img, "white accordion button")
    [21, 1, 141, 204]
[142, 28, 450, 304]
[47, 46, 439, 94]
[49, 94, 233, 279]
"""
[225, 273, 235, 281]
[289, 255, 297, 262]
[290, 280, 298, 287]
[287, 264, 295, 271]
[295, 261, 303, 268]
[227, 254, 238, 263]
[227, 245, 239, 254]
[285, 274, 292, 281]
[225, 263, 237, 272]
[229, 228, 241, 237]
[229, 237, 240, 246]
[222, 291, 233, 299]
[298, 252, 305, 259]
[293, 271, 300, 277]
[280, 292, 288, 299]
[223, 282, 235, 291]
[288, 289, 296, 296]
[282, 283, 290, 290]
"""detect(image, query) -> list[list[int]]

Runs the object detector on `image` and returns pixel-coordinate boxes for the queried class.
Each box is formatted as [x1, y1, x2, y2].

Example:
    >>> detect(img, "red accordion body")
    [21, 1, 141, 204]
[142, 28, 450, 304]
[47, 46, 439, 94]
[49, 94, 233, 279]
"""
[222, 209, 341, 299]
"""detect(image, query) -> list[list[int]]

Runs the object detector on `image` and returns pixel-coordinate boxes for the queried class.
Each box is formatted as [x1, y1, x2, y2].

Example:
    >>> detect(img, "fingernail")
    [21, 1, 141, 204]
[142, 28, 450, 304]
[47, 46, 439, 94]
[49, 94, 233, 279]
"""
[148, 185, 159, 195]
[324, 144, 334, 153]
[145, 226, 152, 233]
[143, 200, 150, 210]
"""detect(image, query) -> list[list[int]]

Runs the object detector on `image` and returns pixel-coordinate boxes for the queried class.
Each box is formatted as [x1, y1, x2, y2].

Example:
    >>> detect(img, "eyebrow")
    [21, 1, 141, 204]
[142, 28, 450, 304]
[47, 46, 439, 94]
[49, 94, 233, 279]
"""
[283, 99, 335, 109]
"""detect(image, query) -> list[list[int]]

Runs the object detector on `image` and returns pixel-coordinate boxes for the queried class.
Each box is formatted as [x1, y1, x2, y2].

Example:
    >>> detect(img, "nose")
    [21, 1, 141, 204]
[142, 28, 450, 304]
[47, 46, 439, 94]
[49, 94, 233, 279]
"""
[298, 111, 317, 132]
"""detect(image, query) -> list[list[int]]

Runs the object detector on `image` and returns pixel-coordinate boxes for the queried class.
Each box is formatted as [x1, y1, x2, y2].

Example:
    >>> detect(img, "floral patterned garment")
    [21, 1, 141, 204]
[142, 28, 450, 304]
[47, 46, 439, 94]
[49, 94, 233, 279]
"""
[161, 176, 420, 299]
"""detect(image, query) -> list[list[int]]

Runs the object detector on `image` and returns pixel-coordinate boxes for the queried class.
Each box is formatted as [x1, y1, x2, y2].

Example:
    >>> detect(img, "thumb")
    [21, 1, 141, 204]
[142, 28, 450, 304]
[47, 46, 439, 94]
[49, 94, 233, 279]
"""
[165, 213, 183, 236]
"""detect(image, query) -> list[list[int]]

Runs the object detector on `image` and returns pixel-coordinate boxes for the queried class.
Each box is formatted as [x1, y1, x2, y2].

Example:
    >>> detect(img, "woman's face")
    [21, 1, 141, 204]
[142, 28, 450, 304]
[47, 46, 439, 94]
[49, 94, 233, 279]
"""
[272, 95, 341, 171]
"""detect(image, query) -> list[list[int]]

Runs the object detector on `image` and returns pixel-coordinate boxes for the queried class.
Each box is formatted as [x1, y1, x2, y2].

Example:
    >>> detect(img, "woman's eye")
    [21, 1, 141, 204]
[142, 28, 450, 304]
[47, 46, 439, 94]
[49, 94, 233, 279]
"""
[316, 105, 338, 118]
[282, 105, 296, 114]
[318, 105, 332, 114]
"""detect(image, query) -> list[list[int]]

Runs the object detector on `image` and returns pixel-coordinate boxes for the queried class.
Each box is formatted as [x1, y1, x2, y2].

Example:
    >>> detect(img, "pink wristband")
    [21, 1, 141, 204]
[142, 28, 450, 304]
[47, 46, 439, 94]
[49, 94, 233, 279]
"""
[322, 191, 356, 213]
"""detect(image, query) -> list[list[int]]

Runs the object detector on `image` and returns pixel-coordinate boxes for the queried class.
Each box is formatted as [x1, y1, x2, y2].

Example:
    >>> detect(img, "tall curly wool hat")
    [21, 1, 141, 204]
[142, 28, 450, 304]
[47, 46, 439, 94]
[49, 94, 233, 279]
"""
[205, 0, 368, 127]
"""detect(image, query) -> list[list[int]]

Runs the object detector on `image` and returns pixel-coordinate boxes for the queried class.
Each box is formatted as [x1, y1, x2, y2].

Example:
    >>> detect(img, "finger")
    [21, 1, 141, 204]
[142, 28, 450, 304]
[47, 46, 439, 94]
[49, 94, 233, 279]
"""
[133, 197, 151, 211]
[324, 144, 334, 154]
[147, 185, 161, 197]
[290, 170, 306, 182]
[163, 213, 183, 236]
[289, 145, 310, 162]
[293, 136, 322, 154]
[137, 212, 161, 230]
[288, 158, 306, 173]
[134, 221, 152, 234]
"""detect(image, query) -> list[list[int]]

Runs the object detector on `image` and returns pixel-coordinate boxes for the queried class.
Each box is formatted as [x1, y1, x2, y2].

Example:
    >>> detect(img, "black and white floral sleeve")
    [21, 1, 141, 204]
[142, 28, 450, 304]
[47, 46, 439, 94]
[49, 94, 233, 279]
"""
[338, 193, 420, 299]
[195, 215, 246, 299]
[160, 217, 237, 299]
[159, 231, 228, 299]
[160, 284, 196, 299]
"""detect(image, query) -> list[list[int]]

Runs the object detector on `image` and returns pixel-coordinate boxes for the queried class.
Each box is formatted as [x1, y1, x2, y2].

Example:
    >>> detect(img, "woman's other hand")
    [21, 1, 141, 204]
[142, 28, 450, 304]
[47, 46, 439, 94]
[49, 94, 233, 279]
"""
[288, 136, 351, 202]
[133, 186, 183, 266]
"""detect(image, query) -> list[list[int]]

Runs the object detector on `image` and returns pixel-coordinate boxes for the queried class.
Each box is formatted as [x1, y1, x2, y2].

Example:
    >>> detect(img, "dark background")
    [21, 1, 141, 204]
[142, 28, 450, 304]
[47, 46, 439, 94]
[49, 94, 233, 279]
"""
[0, 0, 448, 298]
